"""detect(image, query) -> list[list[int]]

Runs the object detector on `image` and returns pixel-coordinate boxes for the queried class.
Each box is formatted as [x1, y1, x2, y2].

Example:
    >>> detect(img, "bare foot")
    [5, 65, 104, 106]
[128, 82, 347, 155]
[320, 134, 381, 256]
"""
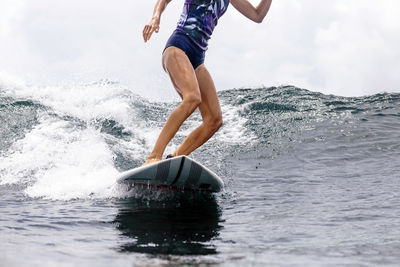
[142, 157, 161, 166]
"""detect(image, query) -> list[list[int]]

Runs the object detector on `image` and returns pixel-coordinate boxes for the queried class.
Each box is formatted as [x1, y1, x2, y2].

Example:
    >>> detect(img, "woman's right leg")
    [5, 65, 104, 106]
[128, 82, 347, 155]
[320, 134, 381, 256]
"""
[143, 46, 201, 165]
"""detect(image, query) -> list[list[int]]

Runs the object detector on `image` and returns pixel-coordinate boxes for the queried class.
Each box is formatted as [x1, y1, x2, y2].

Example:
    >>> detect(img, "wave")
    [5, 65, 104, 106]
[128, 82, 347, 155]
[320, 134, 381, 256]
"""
[1, 78, 399, 200]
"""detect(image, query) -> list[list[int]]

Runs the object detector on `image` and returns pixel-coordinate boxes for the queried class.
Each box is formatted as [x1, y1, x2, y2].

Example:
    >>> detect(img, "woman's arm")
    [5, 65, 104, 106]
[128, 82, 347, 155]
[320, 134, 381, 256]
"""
[143, 0, 172, 42]
[230, 0, 272, 23]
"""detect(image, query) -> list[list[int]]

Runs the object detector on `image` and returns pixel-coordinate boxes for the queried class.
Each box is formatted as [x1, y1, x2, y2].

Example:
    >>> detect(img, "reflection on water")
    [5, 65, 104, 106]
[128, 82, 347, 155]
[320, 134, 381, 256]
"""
[113, 191, 222, 255]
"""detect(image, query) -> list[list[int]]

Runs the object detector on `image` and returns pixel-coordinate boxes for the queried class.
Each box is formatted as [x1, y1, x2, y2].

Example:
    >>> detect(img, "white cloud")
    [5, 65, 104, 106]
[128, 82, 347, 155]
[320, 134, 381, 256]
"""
[0, 0, 399, 98]
[311, 0, 400, 95]
[0, 0, 24, 35]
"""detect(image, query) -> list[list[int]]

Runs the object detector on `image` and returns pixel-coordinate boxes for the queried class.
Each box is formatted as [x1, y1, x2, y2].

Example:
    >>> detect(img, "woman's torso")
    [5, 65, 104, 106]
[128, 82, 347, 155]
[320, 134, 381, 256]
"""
[176, 0, 230, 51]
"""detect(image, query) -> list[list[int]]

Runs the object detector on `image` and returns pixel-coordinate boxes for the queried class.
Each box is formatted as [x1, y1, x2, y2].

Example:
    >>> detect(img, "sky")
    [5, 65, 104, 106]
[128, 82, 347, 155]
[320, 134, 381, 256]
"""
[0, 0, 399, 100]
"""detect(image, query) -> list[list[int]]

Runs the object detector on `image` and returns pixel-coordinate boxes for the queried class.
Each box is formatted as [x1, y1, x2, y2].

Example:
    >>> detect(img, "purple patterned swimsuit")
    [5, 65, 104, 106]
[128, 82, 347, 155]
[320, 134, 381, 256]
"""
[165, 0, 230, 69]
[177, 0, 230, 51]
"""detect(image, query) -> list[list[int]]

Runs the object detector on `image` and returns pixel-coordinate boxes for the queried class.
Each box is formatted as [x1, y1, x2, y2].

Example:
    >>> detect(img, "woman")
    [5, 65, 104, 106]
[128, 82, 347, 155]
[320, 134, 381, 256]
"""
[142, 0, 272, 165]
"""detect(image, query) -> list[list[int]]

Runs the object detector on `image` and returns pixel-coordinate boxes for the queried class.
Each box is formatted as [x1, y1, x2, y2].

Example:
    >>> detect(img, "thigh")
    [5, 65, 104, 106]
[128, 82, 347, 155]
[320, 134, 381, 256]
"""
[195, 64, 222, 121]
[162, 46, 201, 99]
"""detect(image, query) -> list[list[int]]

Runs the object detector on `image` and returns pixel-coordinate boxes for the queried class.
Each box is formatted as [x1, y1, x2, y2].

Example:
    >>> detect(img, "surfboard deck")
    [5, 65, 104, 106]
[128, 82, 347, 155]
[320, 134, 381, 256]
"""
[117, 156, 224, 193]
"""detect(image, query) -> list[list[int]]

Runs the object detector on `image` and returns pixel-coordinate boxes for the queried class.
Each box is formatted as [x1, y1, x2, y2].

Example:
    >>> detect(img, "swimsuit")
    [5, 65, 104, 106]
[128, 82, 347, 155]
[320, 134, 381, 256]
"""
[164, 0, 230, 69]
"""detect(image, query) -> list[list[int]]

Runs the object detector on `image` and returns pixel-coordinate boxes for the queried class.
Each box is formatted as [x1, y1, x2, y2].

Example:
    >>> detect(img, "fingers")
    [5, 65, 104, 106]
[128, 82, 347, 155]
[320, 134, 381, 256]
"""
[142, 24, 160, 43]
[142, 25, 151, 42]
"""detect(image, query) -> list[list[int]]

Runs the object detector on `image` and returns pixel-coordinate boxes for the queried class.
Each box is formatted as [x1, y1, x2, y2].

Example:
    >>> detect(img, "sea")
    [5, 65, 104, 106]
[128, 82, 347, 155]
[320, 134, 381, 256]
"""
[1, 79, 399, 266]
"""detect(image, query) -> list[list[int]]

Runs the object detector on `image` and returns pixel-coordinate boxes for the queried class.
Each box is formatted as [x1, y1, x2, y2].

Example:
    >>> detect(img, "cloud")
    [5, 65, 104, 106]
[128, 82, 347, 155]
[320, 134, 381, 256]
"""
[312, 0, 400, 95]
[0, 0, 399, 99]
[0, 0, 24, 36]
[210, 0, 400, 96]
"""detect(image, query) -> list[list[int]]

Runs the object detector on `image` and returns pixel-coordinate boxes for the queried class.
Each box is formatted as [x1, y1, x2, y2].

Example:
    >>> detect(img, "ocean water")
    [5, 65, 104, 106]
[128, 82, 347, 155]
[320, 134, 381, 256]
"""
[1, 78, 400, 266]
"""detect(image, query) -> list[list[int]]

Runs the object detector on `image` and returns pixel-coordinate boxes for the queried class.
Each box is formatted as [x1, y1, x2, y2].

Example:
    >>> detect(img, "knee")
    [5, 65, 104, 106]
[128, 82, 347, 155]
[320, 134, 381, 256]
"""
[183, 94, 202, 110]
[205, 115, 223, 133]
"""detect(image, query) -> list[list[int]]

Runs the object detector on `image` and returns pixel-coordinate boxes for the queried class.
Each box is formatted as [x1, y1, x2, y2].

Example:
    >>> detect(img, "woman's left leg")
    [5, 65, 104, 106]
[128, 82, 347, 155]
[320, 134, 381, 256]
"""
[171, 64, 223, 156]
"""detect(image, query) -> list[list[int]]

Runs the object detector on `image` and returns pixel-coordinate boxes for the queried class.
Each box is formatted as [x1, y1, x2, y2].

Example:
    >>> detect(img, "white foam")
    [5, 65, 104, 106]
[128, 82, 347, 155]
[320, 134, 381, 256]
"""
[1, 76, 130, 123]
[0, 114, 119, 200]
[216, 103, 256, 144]
[0, 75, 169, 200]
[0, 73, 159, 147]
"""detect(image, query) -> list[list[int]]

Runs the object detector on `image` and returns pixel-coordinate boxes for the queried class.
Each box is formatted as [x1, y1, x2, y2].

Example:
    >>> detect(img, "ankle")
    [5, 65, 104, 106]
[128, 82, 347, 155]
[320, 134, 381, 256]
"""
[147, 153, 161, 161]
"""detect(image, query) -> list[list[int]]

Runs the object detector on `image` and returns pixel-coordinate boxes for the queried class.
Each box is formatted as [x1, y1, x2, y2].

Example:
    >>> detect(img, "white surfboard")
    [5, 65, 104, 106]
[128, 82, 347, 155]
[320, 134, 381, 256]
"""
[117, 156, 224, 192]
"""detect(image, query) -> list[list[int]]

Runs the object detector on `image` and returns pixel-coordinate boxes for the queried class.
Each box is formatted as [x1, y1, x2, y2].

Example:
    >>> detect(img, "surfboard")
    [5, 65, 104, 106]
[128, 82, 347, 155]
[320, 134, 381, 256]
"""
[117, 156, 224, 192]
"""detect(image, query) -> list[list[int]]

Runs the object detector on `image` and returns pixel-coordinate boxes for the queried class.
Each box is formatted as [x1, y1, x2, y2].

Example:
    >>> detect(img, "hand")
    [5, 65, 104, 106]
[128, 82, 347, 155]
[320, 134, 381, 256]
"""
[143, 17, 160, 43]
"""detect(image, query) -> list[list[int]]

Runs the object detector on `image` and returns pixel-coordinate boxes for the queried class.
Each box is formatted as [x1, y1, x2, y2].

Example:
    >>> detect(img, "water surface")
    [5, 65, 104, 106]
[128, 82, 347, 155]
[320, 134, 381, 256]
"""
[1, 82, 400, 266]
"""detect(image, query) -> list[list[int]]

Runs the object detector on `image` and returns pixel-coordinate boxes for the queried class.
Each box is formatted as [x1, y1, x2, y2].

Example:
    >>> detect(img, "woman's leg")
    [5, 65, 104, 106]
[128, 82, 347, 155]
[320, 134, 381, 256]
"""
[143, 46, 201, 165]
[171, 64, 223, 156]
